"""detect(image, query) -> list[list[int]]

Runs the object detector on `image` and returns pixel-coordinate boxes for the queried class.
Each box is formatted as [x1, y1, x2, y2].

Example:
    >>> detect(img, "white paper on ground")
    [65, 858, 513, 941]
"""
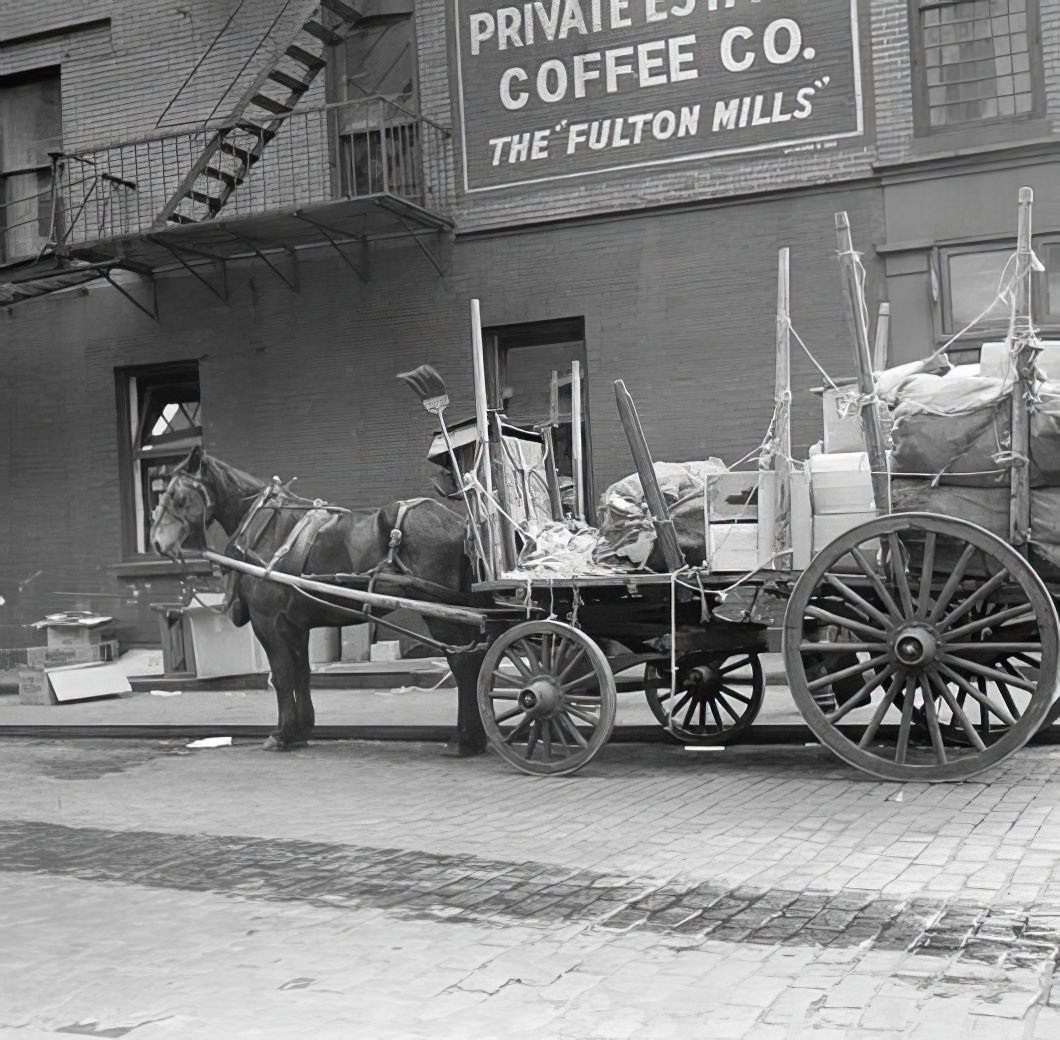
[186, 736, 233, 748]
[149, 689, 183, 697]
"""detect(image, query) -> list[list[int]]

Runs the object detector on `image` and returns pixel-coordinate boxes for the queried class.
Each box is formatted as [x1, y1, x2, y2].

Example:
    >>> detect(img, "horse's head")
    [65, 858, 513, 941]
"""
[149, 446, 215, 558]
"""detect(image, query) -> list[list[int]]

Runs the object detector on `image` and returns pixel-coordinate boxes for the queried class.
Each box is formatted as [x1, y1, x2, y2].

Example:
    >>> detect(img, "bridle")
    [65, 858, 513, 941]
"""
[152, 470, 215, 551]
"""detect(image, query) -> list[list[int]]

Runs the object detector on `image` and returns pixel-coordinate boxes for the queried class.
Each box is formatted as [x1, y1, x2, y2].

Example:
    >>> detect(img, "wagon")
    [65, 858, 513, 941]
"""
[208, 187, 1060, 783]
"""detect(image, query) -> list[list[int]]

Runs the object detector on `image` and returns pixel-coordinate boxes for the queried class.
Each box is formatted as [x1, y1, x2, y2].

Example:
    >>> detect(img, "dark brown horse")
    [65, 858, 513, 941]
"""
[149, 447, 488, 754]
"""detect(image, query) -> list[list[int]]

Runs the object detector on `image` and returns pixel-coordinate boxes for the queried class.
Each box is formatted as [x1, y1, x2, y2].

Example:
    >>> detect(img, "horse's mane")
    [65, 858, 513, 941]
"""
[200, 453, 267, 501]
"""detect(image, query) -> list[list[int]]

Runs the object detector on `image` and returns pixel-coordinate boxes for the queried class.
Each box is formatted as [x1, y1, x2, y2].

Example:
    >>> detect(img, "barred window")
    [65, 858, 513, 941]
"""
[912, 0, 1042, 133]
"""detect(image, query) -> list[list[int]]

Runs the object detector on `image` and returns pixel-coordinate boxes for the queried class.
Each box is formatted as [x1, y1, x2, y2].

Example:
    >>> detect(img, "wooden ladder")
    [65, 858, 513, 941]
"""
[152, 0, 363, 229]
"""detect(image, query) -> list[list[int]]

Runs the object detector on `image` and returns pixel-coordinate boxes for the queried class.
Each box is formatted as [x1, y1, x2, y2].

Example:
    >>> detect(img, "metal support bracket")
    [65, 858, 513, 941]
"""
[100, 268, 159, 322]
[221, 228, 299, 293]
[292, 211, 369, 283]
[147, 236, 229, 302]
[394, 216, 448, 277]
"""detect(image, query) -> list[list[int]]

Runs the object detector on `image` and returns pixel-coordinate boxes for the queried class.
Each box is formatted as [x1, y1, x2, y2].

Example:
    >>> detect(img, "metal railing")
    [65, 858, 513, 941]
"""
[50, 97, 453, 249]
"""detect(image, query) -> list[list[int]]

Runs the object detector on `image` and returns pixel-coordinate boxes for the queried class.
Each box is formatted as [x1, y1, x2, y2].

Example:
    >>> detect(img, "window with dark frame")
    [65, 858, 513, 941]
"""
[910, 0, 1042, 134]
[0, 68, 62, 263]
[118, 363, 202, 556]
[327, 0, 419, 199]
[940, 239, 1060, 338]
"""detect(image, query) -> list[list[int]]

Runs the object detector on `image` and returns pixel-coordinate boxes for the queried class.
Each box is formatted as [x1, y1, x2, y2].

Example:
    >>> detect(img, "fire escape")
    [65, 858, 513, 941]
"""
[0, 0, 453, 316]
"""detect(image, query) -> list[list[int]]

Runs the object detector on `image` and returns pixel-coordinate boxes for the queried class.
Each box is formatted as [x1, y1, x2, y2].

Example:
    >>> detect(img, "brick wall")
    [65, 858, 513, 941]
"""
[0, 183, 884, 645]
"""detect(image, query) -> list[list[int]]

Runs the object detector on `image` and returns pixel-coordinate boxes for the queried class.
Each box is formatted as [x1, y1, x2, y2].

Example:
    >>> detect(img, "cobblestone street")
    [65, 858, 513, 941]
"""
[2, 738, 1060, 1038]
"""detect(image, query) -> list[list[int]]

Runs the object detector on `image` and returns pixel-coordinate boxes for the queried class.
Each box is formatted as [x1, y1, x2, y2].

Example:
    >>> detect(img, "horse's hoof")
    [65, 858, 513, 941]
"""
[262, 735, 284, 751]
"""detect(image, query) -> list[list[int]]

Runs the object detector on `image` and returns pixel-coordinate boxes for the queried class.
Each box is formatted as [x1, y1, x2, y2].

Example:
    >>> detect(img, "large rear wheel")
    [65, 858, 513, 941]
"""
[784, 513, 1058, 782]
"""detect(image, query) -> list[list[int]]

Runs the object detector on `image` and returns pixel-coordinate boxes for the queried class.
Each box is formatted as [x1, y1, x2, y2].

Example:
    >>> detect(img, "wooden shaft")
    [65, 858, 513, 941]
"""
[469, 298, 497, 578]
[539, 425, 564, 520]
[1009, 186, 1035, 549]
[873, 302, 891, 373]
[571, 359, 586, 521]
[614, 379, 687, 572]
[835, 211, 891, 516]
[767, 247, 793, 565]
[202, 551, 487, 627]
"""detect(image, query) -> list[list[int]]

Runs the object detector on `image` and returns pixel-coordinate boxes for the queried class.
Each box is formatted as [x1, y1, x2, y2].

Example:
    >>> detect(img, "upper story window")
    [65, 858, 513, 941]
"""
[0, 68, 62, 263]
[911, 0, 1043, 134]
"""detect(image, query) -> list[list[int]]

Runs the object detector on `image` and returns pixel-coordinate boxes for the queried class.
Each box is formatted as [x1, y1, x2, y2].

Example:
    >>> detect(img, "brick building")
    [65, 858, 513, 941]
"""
[1, 0, 1058, 646]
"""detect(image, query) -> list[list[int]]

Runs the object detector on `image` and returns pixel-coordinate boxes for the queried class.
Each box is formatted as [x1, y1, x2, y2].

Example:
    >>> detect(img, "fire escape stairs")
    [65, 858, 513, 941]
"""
[153, 0, 363, 230]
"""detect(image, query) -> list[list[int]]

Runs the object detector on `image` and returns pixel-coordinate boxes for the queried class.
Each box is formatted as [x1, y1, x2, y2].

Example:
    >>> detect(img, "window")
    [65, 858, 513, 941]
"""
[117, 363, 202, 555]
[910, 0, 1042, 134]
[327, 0, 419, 198]
[0, 69, 62, 263]
[485, 318, 593, 520]
[941, 240, 1060, 336]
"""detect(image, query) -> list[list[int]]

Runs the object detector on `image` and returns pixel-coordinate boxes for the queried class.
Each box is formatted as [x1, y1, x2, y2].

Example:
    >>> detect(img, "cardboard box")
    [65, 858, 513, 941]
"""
[46, 662, 131, 703]
[813, 511, 879, 555]
[821, 385, 865, 454]
[18, 667, 52, 705]
[707, 522, 760, 573]
[32, 613, 116, 648]
[341, 624, 371, 663]
[25, 640, 118, 670]
[182, 603, 269, 679]
[808, 452, 877, 515]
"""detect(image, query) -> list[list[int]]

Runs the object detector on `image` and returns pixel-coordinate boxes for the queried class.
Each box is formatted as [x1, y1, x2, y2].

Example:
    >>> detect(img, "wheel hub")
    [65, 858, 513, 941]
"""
[684, 664, 720, 695]
[891, 625, 938, 669]
[518, 678, 562, 717]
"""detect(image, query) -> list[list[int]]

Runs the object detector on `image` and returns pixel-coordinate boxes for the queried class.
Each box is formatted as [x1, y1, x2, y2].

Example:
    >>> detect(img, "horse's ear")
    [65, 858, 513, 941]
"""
[186, 445, 204, 476]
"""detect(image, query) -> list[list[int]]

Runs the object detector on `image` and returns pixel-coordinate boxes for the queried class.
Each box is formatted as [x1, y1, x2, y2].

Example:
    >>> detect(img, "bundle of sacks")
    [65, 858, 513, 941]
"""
[594, 459, 729, 571]
[882, 366, 1060, 573]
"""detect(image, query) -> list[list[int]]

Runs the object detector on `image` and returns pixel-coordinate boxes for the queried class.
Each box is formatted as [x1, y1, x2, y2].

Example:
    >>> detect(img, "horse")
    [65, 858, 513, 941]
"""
[148, 446, 489, 755]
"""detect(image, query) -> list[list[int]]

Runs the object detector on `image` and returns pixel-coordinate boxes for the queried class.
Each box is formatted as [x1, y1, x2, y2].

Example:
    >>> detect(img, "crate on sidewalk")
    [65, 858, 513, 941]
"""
[30, 613, 116, 648]
[18, 640, 121, 705]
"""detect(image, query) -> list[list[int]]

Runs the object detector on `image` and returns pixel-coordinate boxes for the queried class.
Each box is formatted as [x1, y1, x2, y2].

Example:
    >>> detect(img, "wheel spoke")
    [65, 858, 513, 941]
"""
[541, 718, 552, 760]
[850, 547, 904, 620]
[858, 672, 903, 748]
[824, 573, 894, 629]
[807, 653, 891, 693]
[682, 696, 699, 729]
[526, 720, 540, 759]
[487, 690, 521, 701]
[937, 569, 1012, 631]
[994, 674, 1020, 720]
[940, 654, 1036, 694]
[565, 703, 600, 726]
[719, 686, 752, 705]
[669, 691, 694, 720]
[557, 652, 589, 685]
[826, 665, 895, 724]
[887, 534, 916, 619]
[945, 642, 1041, 655]
[894, 675, 918, 765]
[928, 670, 987, 751]
[552, 637, 579, 673]
[945, 606, 1037, 641]
[799, 641, 889, 653]
[494, 705, 524, 724]
[805, 605, 887, 642]
[504, 715, 533, 745]
[556, 712, 588, 748]
[515, 638, 543, 673]
[718, 656, 753, 676]
[503, 649, 535, 682]
[936, 663, 1018, 726]
[492, 672, 523, 689]
[918, 674, 947, 765]
[707, 694, 724, 730]
[562, 670, 600, 692]
[713, 692, 741, 722]
[928, 544, 977, 622]
[917, 531, 937, 616]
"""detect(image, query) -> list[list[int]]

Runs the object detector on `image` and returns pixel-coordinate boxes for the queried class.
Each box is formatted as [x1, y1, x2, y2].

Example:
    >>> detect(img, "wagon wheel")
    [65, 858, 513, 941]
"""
[477, 620, 617, 777]
[644, 653, 764, 745]
[784, 512, 1058, 782]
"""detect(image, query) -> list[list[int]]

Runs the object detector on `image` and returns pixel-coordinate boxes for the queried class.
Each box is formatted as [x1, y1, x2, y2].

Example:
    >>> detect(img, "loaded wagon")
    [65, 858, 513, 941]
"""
[207, 187, 1060, 783]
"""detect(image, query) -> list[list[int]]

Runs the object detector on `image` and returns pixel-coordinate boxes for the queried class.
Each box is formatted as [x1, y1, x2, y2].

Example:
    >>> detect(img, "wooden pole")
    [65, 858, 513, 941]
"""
[571, 360, 586, 521]
[202, 551, 487, 627]
[763, 247, 793, 567]
[614, 380, 687, 572]
[469, 298, 496, 578]
[1009, 186, 1035, 550]
[873, 302, 891, 373]
[835, 212, 891, 516]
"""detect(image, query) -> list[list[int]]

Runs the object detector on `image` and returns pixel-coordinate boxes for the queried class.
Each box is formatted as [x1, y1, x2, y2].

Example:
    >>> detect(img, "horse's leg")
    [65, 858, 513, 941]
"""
[443, 647, 488, 758]
[254, 613, 310, 751]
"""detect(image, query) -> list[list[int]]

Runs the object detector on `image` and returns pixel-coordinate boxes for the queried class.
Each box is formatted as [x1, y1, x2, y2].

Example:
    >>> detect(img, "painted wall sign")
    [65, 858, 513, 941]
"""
[453, 0, 864, 192]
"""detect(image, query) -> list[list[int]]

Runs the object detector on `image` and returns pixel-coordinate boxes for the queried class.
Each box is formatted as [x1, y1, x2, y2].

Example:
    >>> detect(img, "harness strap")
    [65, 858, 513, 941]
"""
[264, 507, 333, 577]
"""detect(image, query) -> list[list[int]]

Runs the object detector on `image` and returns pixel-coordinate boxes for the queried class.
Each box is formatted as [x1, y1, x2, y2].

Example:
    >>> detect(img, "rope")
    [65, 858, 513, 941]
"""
[790, 324, 843, 392]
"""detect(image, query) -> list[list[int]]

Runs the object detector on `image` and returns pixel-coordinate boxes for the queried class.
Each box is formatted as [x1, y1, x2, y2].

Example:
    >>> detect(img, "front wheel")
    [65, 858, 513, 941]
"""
[477, 620, 617, 776]
[784, 513, 1059, 782]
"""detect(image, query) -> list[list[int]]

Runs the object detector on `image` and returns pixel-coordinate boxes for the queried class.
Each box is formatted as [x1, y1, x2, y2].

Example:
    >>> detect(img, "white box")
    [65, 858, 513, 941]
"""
[808, 452, 877, 515]
[45, 662, 131, 703]
[981, 340, 1060, 381]
[813, 511, 879, 554]
[183, 605, 268, 679]
[707, 523, 760, 573]
[341, 625, 371, 663]
[369, 640, 402, 662]
[821, 385, 864, 454]
[757, 467, 813, 571]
